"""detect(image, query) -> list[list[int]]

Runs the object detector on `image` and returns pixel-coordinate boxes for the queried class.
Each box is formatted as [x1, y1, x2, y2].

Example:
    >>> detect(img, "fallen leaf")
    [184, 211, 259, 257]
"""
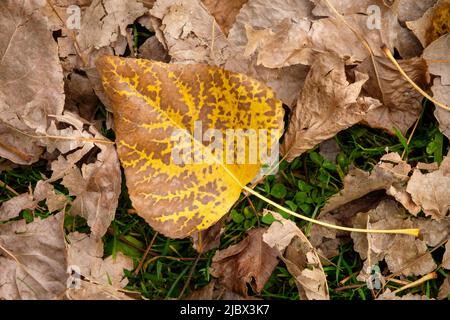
[406, 154, 450, 219]
[187, 279, 258, 300]
[0, 193, 35, 222]
[352, 200, 436, 276]
[191, 218, 224, 253]
[438, 276, 450, 299]
[210, 228, 279, 296]
[377, 288, 430, 300]
[97, 56, 283, 238]
[443, 240, 450, 269]
[356, 56, 430, 135]
[138, 36, 170, 62]
[201, 0, 249, 35]
[0, 213, 67, 299]
[0, 0, 65, 164]
[396, 0, 438, 22]
[66, 232, 135, 300]
[263, 211, 329, 300]
[281, 53, 377, 161]
[406, 0, 450, 47]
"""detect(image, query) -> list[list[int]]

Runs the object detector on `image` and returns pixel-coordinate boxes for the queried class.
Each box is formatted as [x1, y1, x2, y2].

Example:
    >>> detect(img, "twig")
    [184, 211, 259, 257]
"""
[178, 253, 202, 299]
[134, 232, 159, 276]
[392, 272, 437, 294]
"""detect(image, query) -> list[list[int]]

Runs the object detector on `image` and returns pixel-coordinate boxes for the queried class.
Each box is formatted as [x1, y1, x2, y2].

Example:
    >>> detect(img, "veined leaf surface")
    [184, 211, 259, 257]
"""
[97, 56, 284, 238]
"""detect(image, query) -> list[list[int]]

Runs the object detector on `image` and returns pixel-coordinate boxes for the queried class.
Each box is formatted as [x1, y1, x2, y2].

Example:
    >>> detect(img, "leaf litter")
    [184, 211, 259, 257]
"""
[0, 0, 449, 300]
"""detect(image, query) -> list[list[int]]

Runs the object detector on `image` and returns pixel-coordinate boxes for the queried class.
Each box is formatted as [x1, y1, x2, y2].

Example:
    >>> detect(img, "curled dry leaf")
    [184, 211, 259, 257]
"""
[406, 154, 450, 220]
[352, 200, 436, 277]
[97, 56, 283, 238]
[406, 0, 450, 48]
[0, 193, 35, 222]
[0, 0, 65, 164]
[201, 0, 249, 36]
[281, 53, 377, 161]
[210, 228, 279, 297]
[438, 276, 450, 299]
[423, 34, 450, 139]
[66, 232, 135, 300]
[262, 211, 329, 300]
[0, 213, 67, 299]
[356, 56, 430, 135]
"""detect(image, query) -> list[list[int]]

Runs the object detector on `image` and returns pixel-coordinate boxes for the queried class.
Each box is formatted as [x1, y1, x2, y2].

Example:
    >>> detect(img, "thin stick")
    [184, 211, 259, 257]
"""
[133, 232, 159, 276]
[178, 253, 202, 299]
[392, 272, 437, 294]
[383, 46, 450, 111]
[0, 180, 20, 196]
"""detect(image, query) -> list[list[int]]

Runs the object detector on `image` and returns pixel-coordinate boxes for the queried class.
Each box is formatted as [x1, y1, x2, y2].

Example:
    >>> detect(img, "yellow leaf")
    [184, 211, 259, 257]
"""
[96, 56, 284, 238]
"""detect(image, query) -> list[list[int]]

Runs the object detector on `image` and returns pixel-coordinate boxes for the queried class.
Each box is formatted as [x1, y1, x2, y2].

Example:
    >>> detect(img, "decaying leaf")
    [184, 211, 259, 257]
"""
[423, 35, 450, 139]
[66, 232, 135, 300]
[352, 200, 436, 277]
[0, 213, 67, 299]
[442, 239, 450, 269]
[0, 0, 65, 164]
[406, 154, 450, 220]
[377, 288, 430, 300]
[356, 56, 430, 135]
[191, 217, 224, 253]
[210, 228, 279, 296]
[281, 53, 377, 161]
[263, 211, 329, 300]
[438, 276, 450, 299]
[201, 0, 249, 35]
[97, 56, 283, 238]
[406, 0, 450, 47]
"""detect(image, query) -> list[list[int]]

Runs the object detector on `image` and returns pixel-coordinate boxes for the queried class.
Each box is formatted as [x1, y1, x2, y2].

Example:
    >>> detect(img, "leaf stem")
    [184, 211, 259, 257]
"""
[242, 186, 419, 236]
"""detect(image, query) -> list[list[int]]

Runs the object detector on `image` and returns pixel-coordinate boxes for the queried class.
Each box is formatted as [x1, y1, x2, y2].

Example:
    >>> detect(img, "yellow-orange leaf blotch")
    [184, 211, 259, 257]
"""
[96, 56, 284, 238]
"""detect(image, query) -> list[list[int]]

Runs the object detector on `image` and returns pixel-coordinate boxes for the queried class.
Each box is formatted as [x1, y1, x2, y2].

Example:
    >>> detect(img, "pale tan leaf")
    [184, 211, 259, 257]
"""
[443, 240, 450, 269]
[438, 276, 450, 299]
[0, 0, 64, 164]
[201, 0, 248, 35]
[263, 211, 329, 300]
[0, 213, 67, 299]
[0, 193, 35, 222]
[281, 53, 376, 161]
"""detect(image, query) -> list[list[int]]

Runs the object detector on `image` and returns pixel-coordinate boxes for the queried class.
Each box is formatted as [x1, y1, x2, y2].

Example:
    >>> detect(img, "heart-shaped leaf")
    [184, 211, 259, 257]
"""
[97, 56, 284, 238]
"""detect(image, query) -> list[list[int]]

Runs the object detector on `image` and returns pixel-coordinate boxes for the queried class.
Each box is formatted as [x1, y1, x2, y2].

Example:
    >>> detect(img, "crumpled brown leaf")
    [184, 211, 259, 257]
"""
[406, 0, 450, 47]
[438, 276, 450, 299]
[0, 0, 65, 164]
[351, 200, 436, 277]
[0, 213, 67, 299]
[356, 56, 430, 135]
[443, 240, 450, 269]
[263, 211, 329, 300]
[66, 232, 135, 300]
[281, 53, 378, 161]
[210, 228, 279, 296]
[201, 0, 248, 36]
[406, 154, 450, 220]
[191, 218, 224, 253]
[423, 34, 450, 139]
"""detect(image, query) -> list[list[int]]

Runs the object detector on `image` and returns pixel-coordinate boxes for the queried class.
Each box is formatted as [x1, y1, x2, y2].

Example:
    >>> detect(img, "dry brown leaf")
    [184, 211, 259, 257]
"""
[210, 228, 279, 296]
[191, 218, 224, 253]
[64, 73, 100, 121]
[406, 0, 450, 47]
[263, 211, 329, 300]
[443, 239, 450, 269]
[0, 0, 65, 164]
[281, 53, 377, 161]
[423, 35, 450, 139]
[352, 200, 437, 277]
[311, 0, 392, 16]
[66, 232, 135, 300]
[377, 288, 430, 300]
[356, 56, 430, 135]
[61, 140, 121, 237]
[0, 213, 67, 299]
[0, 193, 35, 222]
[396, 0, 438, 22]
[187, 279, 258, 300]
[138, 36, 170, 62]
[438, 276, 450, 299]
[150, 0, 231, 65]
[77, 0, 147, 56]
[201, 0, 249, 36]
[406, 155, 450, 220]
